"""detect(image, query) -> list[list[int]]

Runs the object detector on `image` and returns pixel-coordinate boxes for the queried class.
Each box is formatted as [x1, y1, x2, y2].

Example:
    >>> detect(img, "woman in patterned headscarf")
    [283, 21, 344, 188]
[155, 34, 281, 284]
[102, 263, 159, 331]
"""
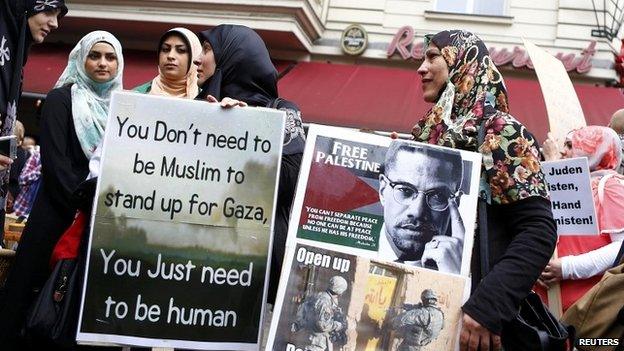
[540, 126, 624, 311]
[0, 31, 123, 350]
[412, 30, 557, 351]
[134, 27, 202, 99]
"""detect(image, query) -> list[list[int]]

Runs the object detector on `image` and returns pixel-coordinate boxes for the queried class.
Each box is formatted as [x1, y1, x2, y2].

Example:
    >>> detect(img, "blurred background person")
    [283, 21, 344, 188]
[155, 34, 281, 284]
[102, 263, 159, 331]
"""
[134, 27, 201, 99]
[22, 135, 37, 152]
[0, 30, 124, 350]
[13, 147, 41, 218]
[9, 123, 41, 218]
[608, 109, 624, 174]
[6, 121, 28, 214]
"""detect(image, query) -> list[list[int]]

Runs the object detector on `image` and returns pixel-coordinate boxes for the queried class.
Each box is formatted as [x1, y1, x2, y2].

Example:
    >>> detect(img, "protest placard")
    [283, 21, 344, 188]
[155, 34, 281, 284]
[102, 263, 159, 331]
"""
[289, 125, 481, 276]
[542, 157, 599, 235]
[523, 39, 586, 145]
[76, 92, 285, 350]
[523, 39, 589, 314]
[267, 125, 475, 351]
[267, 243, 467, 351]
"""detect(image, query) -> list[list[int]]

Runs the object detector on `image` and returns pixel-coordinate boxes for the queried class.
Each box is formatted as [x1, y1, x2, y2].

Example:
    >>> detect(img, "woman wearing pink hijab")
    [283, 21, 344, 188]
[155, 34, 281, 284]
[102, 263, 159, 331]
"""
[134, 27, 201, 99]
[540, 125, 624, 311]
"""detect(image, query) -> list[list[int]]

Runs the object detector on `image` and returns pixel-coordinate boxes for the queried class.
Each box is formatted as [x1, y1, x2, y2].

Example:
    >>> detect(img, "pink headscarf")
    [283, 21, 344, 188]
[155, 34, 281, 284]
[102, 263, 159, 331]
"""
[569, 126, 624, 235]
[569, 126, 623, 172]
[150, 28, 201, 99]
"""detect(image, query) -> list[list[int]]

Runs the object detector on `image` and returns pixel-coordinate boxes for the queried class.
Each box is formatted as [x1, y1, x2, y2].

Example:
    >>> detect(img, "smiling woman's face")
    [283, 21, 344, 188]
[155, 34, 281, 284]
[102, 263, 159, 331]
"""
[158, 34, 190, 80]
[84, 42, 118, 83]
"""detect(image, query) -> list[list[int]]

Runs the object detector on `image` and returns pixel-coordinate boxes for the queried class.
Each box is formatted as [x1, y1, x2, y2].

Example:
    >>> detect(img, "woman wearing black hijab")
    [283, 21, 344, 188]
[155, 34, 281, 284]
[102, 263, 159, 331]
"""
[0, 0, 68, 236]
[1, 0, 68, 132]
[194, 24, 306, 303]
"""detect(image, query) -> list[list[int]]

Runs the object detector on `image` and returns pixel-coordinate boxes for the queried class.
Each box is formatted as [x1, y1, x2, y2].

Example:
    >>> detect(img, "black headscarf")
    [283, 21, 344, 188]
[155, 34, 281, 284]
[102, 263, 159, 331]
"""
[196, 25, 306, 307]
[0, 0, 67, 204]
[1, 0, 68, 134]
[196, 24, 278, 107]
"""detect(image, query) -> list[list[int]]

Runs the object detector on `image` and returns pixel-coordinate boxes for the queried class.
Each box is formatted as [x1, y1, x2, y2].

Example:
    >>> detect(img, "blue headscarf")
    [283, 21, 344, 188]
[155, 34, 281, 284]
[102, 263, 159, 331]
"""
[54, 30, 124, 158]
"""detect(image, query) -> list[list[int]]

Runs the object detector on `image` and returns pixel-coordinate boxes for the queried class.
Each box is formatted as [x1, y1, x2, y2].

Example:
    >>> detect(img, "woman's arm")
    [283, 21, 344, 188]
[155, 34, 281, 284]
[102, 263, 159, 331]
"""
[561, 237, 623, 279]
[462, 196, 557, 335]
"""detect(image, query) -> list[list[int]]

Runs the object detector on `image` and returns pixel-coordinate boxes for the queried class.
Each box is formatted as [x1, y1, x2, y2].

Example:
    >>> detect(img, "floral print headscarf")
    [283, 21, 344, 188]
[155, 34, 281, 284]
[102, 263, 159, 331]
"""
[569, 126, 623, 172]
[412, 30, 549, 205]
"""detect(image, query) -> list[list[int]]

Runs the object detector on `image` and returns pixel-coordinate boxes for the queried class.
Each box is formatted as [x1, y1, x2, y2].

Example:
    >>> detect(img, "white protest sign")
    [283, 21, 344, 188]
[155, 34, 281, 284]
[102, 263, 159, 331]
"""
[542, 157, 599, 235]
[523, 39, 586, 145]
[284, 125, 481, 276]
[77, 92, 285, 350]
[267, 125, 475, 351]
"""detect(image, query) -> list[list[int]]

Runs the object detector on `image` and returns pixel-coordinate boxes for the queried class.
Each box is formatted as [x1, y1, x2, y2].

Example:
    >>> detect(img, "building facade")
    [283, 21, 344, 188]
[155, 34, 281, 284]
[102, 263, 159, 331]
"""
[21, 0, 624, 141]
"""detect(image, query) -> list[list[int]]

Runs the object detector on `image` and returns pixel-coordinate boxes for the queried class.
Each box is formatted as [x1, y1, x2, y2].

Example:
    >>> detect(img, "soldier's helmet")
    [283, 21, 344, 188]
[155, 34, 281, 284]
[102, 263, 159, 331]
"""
[421, 289, 438, 304]
[328, 276, 348, 295]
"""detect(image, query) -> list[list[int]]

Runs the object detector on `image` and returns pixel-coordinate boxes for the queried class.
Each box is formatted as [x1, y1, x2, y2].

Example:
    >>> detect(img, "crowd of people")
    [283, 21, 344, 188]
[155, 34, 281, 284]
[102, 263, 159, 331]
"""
[0, 1, 622, 351]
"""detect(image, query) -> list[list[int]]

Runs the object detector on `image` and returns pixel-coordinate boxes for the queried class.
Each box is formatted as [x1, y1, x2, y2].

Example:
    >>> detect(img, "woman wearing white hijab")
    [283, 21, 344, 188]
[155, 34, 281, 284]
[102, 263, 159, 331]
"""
[0, 30, 123, 350]
[134, 27, 201, 98]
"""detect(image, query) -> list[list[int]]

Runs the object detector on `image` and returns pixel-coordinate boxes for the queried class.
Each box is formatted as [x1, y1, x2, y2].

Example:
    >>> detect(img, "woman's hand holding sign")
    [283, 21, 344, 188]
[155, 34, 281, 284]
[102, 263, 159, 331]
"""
[205, 95, 248, 108]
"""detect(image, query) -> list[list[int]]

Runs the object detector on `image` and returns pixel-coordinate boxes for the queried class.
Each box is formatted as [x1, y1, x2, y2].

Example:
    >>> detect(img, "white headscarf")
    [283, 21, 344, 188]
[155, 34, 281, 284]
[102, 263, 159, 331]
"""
[54, 30, 124, 158]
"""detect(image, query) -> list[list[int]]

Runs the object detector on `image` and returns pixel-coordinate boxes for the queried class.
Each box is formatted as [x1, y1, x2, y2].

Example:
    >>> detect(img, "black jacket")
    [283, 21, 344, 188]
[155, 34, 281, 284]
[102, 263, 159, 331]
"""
[0, 86, 89, 350]
[463, 196, 557, 335]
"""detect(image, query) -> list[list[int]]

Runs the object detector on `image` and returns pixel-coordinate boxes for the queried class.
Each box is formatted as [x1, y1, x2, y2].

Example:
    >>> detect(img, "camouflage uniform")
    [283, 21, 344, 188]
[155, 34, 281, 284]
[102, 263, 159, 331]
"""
[292, 276, 348, 351]
[391, 290, 445, 351]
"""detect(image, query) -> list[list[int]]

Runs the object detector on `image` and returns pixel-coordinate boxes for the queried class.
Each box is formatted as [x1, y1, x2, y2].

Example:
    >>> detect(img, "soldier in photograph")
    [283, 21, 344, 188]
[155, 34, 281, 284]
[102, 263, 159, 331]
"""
[291, 275, 349, 351]
[390, 289, 445, 351]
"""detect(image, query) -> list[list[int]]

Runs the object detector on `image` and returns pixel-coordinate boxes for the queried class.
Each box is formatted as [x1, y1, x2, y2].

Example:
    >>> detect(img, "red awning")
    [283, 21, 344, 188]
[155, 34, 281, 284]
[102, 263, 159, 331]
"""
[24, 45, 624, 143]
[278, 61, 624, 143]
[505, 78, 624, 142]
[278, 62, 428, 132]
[22, 44, 294, 94]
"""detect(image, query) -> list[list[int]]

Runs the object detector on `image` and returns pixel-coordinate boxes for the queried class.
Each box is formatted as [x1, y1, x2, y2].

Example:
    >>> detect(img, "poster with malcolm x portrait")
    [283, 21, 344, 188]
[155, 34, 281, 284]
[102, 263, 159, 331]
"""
[287, 124, 482, 277]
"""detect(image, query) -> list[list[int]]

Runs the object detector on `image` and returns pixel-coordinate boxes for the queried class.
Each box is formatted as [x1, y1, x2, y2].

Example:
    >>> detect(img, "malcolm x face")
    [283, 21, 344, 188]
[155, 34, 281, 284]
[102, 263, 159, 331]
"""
[379, 150, 459, 260]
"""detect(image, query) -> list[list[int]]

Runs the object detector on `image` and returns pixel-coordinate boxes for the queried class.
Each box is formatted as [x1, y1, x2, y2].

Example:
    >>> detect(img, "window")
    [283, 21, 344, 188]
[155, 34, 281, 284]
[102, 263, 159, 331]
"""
[436, 0, 507, 16]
